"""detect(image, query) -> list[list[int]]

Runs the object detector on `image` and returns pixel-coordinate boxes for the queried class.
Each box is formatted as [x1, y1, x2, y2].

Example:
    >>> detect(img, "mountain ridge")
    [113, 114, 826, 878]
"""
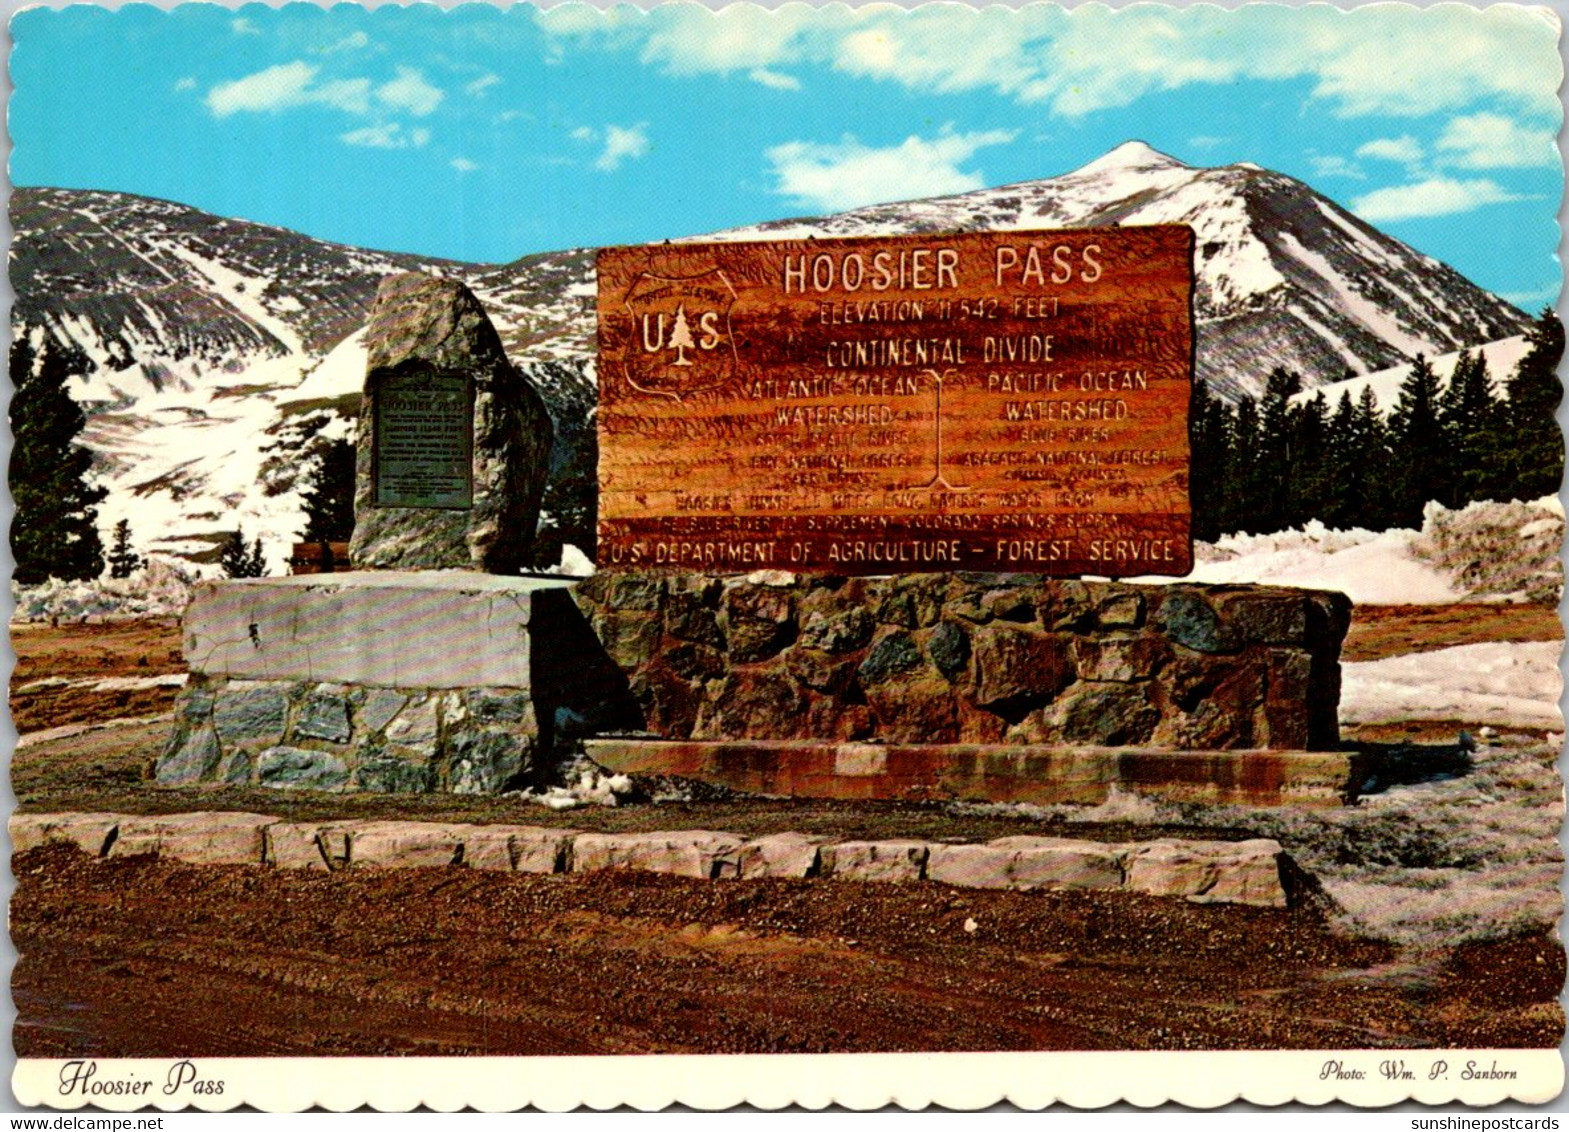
[8, 143, 1530, 569]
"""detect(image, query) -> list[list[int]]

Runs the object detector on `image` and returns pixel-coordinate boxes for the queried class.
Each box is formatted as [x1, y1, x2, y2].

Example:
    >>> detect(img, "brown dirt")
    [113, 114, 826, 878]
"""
[12, 844, 1562, 1057]
[9, 609, 1564, 1059]
[1340, 603, 1561, 662]
[10, 618, 184, 733]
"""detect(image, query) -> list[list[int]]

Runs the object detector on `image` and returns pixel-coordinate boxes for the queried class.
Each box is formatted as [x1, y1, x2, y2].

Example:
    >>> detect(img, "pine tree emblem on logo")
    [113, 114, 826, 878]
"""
[617, 268, 739, 399]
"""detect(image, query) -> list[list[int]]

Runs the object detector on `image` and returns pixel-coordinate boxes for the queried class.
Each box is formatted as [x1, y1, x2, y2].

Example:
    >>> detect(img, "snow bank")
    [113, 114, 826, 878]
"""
[11, 557, 196, 621]
[1170, 496, 1563, 604]
[1340, 640, 1563, 729]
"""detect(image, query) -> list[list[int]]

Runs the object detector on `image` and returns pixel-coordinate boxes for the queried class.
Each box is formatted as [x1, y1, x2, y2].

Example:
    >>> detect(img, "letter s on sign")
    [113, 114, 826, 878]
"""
[698, 311, 721, 349]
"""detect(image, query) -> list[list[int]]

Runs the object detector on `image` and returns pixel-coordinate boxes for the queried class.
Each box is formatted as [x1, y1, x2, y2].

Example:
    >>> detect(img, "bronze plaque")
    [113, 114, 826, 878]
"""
[596, 226, 1193, 576]
[373, 371, 473, 509]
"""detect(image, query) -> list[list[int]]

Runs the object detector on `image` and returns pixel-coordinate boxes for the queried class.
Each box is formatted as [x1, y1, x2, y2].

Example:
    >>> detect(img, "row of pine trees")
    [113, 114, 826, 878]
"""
[1190, 308, 1565, 541]
[9, 309, 1567, 583]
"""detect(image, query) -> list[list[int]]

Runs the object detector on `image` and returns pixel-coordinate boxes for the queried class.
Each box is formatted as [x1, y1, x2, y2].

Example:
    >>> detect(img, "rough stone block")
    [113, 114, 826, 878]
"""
[295, 687, 353, 743]
[820, 839, 930, 883]
[110, 812, 275, 866]
[460, 825, 578, 872]
[182, 572, 573, 688]
[570, 830, 744, 879]
[349, 273, 552, 573]
[972, 624, 1072, 708]
[1124, 838, 1287, 908]
[446, 729, 534, 794]
[737, 832, 830, 878]
[212, 682, 291, 745]
[257, 746, 350, 791]
[155, 720, 222, 786]
[263, 822, 331, 870]
[344, 821, 464, 868]
[11, 812, 124, 857]
[928, 837, 1125, 891]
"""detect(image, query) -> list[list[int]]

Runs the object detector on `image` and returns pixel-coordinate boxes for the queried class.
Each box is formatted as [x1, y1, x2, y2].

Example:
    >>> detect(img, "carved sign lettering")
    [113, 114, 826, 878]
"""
[596, 226, 1194, 575]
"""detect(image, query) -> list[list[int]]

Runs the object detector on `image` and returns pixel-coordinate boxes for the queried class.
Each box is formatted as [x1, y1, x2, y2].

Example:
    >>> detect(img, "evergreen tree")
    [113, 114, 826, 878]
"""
[248, 537, 268, 578]
[1188, 380, 1233, 542]
[220, 527, 267, 578]
[1287, 391, 1331, 528]
[1322, 391, 1361, 529]
[1498, 308, 1566, 500]
[1256, 367, 1302, 532]
[1226, 395, 1263, 534]
[1439, 350, 1501, 505]
[107, 518, 141, 579]
[1352, 385, 1394, 529]
[10, 339, 106, 584]
[1388, 354, 1445, 526]
[301, 437, 356, 543]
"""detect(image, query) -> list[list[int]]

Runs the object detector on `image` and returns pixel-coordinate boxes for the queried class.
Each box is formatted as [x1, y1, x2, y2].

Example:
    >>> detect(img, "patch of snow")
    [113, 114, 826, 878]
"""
[545, 543, 596, 578]
[1141, 497, 1562, 604]
[11, 557, 196, 621]
[1277, 230, 1427, 356]
[1184, 524, 1464, 603]
[1298, 335, 1531, 413]
[1340, 641, 1563, 729]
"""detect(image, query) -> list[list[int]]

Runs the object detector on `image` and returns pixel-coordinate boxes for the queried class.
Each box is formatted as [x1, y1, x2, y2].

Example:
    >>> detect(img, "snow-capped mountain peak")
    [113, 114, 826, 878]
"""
[1070, 139, 1189, 176]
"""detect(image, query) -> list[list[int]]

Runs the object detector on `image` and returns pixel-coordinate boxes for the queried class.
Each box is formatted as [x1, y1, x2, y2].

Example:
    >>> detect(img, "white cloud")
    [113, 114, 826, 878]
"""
[767, 128, 1017, 212]
[1351, 177, 1525, 223]
[594, 123, 650, 172]
[1309, 155, 1365, 181]
[570, 125, 596, 142]
[314, 78, 372, 115]
[1356, 136, 1425, 164]
[1437, 112, 1558, 169]
[320, 31, 370, 54]
[539, 4, 1559, 121]
[231, 17, 261, 36]
[639, 6, 841, 74]
[465, 73, 501, 97]
[377, 67, 443, 117]
[207, 62, 320, 117]
[340, 122, 430, 150]
[749, 68, 800, 91]
[173, 77, 197, 93]
[451, 157, 479, 172]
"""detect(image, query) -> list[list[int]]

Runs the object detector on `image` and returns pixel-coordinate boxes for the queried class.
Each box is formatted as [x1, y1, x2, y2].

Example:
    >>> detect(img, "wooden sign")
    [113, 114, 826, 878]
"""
[596, 226, 1194, 576]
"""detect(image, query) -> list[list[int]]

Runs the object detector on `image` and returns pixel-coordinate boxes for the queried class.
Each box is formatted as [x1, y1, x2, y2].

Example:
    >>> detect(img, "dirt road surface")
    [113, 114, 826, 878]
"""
[12, 844, 1562, 1057]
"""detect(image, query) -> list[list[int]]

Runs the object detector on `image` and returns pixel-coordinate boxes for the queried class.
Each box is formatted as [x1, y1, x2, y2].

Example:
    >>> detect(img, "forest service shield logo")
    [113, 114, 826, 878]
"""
[619, 268, 738, 400]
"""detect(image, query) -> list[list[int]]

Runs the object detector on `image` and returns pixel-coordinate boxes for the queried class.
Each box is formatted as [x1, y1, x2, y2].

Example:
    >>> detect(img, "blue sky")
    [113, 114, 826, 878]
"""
[10, 3, 1564, 307]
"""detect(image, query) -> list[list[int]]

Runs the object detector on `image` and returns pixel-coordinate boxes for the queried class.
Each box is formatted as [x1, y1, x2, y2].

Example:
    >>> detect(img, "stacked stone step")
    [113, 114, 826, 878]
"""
[12, 812, 1293, 908]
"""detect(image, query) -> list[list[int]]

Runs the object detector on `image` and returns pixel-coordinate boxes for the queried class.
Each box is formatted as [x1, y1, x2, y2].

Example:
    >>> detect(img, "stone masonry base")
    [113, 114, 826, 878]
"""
[158, 675, 538, 794]
[12, 811, 1295, 908]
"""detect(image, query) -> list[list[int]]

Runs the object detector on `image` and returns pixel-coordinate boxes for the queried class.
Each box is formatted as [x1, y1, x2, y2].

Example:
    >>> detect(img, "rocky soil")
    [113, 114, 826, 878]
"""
[12, 843, 1562, 1057]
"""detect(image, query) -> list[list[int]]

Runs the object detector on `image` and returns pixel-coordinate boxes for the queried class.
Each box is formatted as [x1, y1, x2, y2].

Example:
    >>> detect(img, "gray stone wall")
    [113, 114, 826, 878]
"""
[571, 573, 1351, 751]
[157, 676, 538, 794]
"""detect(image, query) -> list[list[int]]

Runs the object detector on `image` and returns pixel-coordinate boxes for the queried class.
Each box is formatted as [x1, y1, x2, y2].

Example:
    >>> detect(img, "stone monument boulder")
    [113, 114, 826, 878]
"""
[350, 272, 552, 573]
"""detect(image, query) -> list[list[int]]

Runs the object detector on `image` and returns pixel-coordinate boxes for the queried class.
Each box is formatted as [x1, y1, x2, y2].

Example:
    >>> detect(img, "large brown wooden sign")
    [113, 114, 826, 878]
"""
[596, 226, 1194, 576]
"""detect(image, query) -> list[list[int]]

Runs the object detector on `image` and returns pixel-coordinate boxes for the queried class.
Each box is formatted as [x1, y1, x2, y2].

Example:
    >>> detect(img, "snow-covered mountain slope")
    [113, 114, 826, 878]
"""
[1288, 335, 1531, 414]
[10, 142, 1527, 570]
[714, 143, 1526, 399]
